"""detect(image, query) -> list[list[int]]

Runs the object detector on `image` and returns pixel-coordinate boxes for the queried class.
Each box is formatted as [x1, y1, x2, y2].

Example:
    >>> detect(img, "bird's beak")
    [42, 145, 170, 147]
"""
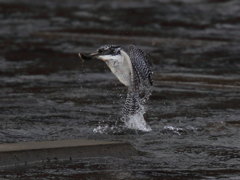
[78, 52, 100, 62]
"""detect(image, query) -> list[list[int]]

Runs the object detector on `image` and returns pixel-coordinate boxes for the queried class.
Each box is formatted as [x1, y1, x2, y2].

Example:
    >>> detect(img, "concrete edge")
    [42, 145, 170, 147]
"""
[0, 139, 138, 169]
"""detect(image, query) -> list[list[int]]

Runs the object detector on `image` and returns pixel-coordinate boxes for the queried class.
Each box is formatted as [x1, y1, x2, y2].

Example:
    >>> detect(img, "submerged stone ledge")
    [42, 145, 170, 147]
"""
[0, 139, 138, 168]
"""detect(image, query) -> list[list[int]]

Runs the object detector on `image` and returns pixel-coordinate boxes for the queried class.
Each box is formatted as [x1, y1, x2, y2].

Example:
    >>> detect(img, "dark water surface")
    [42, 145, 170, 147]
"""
[0, 0, 240, 179]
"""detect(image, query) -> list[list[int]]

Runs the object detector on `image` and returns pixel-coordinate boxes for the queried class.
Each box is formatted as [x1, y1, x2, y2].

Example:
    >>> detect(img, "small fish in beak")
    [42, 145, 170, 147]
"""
[78, 52, 100, 62]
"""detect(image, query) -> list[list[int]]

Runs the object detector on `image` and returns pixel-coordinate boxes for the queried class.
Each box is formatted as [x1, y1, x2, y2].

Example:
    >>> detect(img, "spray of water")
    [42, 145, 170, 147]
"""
[120, 86, 152, 132]
[123, 105, 152, 132]
[93, 89, 152, 134]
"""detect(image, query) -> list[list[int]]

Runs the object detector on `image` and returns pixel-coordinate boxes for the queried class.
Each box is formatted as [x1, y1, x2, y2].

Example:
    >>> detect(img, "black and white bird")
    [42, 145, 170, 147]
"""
[79, 45, 153, 117]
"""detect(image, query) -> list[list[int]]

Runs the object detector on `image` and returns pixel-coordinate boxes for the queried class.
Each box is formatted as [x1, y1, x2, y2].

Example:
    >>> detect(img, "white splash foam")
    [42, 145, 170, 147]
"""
[93, 125, 109, 134]
[163, 125, 183, 135]
[93, 94, 152, 133]
[124, 108, 152, 132]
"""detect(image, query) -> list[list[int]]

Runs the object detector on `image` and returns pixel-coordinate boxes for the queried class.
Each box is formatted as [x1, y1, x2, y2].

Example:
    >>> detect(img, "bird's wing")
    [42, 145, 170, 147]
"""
[122, 45, 153, 118]
[126, 45, 153, 87]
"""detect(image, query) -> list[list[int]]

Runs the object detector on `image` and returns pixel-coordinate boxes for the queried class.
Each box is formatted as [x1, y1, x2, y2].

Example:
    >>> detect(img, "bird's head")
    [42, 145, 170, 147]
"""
[79, 45, 122, 62]
[79, 45, 134, 87]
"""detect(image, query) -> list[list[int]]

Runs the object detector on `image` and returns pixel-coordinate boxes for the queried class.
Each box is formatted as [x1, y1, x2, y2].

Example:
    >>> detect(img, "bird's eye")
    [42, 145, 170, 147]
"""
[98, 49, 103, 53]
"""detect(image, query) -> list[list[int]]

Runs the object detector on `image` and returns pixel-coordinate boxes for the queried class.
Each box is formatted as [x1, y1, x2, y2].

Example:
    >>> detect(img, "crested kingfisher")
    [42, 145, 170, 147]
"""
[79, 45, 153, 117]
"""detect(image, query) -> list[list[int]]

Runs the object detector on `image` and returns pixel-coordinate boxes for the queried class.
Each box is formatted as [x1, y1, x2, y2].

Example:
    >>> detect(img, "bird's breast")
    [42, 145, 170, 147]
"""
[105, 59, 132, 87]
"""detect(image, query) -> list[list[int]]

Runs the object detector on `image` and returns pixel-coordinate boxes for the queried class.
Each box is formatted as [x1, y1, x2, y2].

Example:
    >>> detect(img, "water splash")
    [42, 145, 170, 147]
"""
[93, 125, 112, 134]
[163, 125, 184, 135]
[93, 104, 152, 134]
[162, 125, 198, 135]
[123, 105, 152, 132]
[93, 89, 152, 133]
[93, 120, 124, 134]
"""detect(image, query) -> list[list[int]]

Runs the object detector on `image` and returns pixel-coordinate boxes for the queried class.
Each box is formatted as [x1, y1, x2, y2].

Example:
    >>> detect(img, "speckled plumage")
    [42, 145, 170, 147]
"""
[122, 45, 153, 116]
[124, 45, 153, 89]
